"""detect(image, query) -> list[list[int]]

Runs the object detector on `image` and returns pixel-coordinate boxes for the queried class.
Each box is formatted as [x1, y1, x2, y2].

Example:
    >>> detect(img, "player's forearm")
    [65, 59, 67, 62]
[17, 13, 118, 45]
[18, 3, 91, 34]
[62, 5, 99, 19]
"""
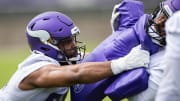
[73, 61, 113, 84]
[33, 63, 113, 87]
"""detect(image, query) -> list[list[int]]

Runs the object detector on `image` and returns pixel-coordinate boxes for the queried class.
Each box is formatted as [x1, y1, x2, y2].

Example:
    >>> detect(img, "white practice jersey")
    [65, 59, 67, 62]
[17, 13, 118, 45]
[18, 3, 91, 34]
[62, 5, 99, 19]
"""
[148, 48, 166, 85]
[155, 11, 180, 101]
[129, 48, 166, 101]
[0, 51, 68, 101]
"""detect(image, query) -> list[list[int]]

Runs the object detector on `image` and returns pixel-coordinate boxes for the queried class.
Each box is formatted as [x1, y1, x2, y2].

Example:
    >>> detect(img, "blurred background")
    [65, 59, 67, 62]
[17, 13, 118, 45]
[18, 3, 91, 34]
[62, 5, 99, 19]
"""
[0, 0, 163, 51]
[0, 0, 163, 88]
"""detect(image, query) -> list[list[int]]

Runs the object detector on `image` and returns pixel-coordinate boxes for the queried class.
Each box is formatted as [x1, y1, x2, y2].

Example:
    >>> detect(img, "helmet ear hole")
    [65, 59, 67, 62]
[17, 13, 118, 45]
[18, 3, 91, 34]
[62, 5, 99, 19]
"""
[43, 18, 50, 21]
[30, 23, 36, 30]
[40, 47, 50, 51]
[58, 28, 63, 32]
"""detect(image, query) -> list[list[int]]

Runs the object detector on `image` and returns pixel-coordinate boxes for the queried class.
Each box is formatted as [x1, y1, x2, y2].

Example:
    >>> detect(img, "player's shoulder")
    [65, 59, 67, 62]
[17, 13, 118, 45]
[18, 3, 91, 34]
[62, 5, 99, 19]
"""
[18, 51, 59, 69]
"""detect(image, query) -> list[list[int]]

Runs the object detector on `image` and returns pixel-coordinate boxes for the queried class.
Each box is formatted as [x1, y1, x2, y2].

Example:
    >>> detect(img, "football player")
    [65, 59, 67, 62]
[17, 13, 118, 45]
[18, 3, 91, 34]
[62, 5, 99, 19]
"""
[71, 0, 180, 101]
[106, 0, 180, 101]
[155, 10, 180, 101]
[0, 11, 149, 101]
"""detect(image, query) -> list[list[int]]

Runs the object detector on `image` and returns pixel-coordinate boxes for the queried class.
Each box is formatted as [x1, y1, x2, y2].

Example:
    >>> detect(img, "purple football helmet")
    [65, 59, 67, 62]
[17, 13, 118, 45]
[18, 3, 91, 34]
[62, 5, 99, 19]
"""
[147, 0, 180, 46]
[151, 0, 180, 19]
[26, 11, 86, 62]
[163, 0, 180, 17]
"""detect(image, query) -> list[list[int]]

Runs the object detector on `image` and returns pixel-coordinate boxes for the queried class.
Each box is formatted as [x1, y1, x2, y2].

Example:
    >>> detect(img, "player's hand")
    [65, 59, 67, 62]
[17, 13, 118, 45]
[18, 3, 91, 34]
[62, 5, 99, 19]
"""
[111, 45, 150, 75]
[111, 3, 121, 32]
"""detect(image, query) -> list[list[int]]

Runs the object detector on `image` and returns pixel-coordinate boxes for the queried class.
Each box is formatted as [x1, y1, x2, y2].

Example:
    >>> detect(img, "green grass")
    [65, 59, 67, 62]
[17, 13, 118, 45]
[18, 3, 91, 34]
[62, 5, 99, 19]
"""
[0, 48, 128, 101]
[0, 49, 30, 87]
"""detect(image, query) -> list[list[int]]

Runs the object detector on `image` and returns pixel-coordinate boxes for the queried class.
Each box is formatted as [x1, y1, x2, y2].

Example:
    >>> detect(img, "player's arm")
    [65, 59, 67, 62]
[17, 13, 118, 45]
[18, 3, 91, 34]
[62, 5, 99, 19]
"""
[19, 45, 149, 90]
[34, 61, 113, 87]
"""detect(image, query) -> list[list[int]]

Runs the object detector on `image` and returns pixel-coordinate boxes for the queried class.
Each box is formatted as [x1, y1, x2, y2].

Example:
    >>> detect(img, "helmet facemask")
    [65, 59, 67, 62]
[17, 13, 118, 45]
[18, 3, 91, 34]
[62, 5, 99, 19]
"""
[147, 2, 168, 46]
[54, 33, 86, 63]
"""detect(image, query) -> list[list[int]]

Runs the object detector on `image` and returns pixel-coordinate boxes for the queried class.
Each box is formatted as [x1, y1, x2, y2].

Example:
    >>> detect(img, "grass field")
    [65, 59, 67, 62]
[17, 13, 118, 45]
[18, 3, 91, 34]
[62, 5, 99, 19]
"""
[0, 48, 128, 101]
[0, 49, 29, 87]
